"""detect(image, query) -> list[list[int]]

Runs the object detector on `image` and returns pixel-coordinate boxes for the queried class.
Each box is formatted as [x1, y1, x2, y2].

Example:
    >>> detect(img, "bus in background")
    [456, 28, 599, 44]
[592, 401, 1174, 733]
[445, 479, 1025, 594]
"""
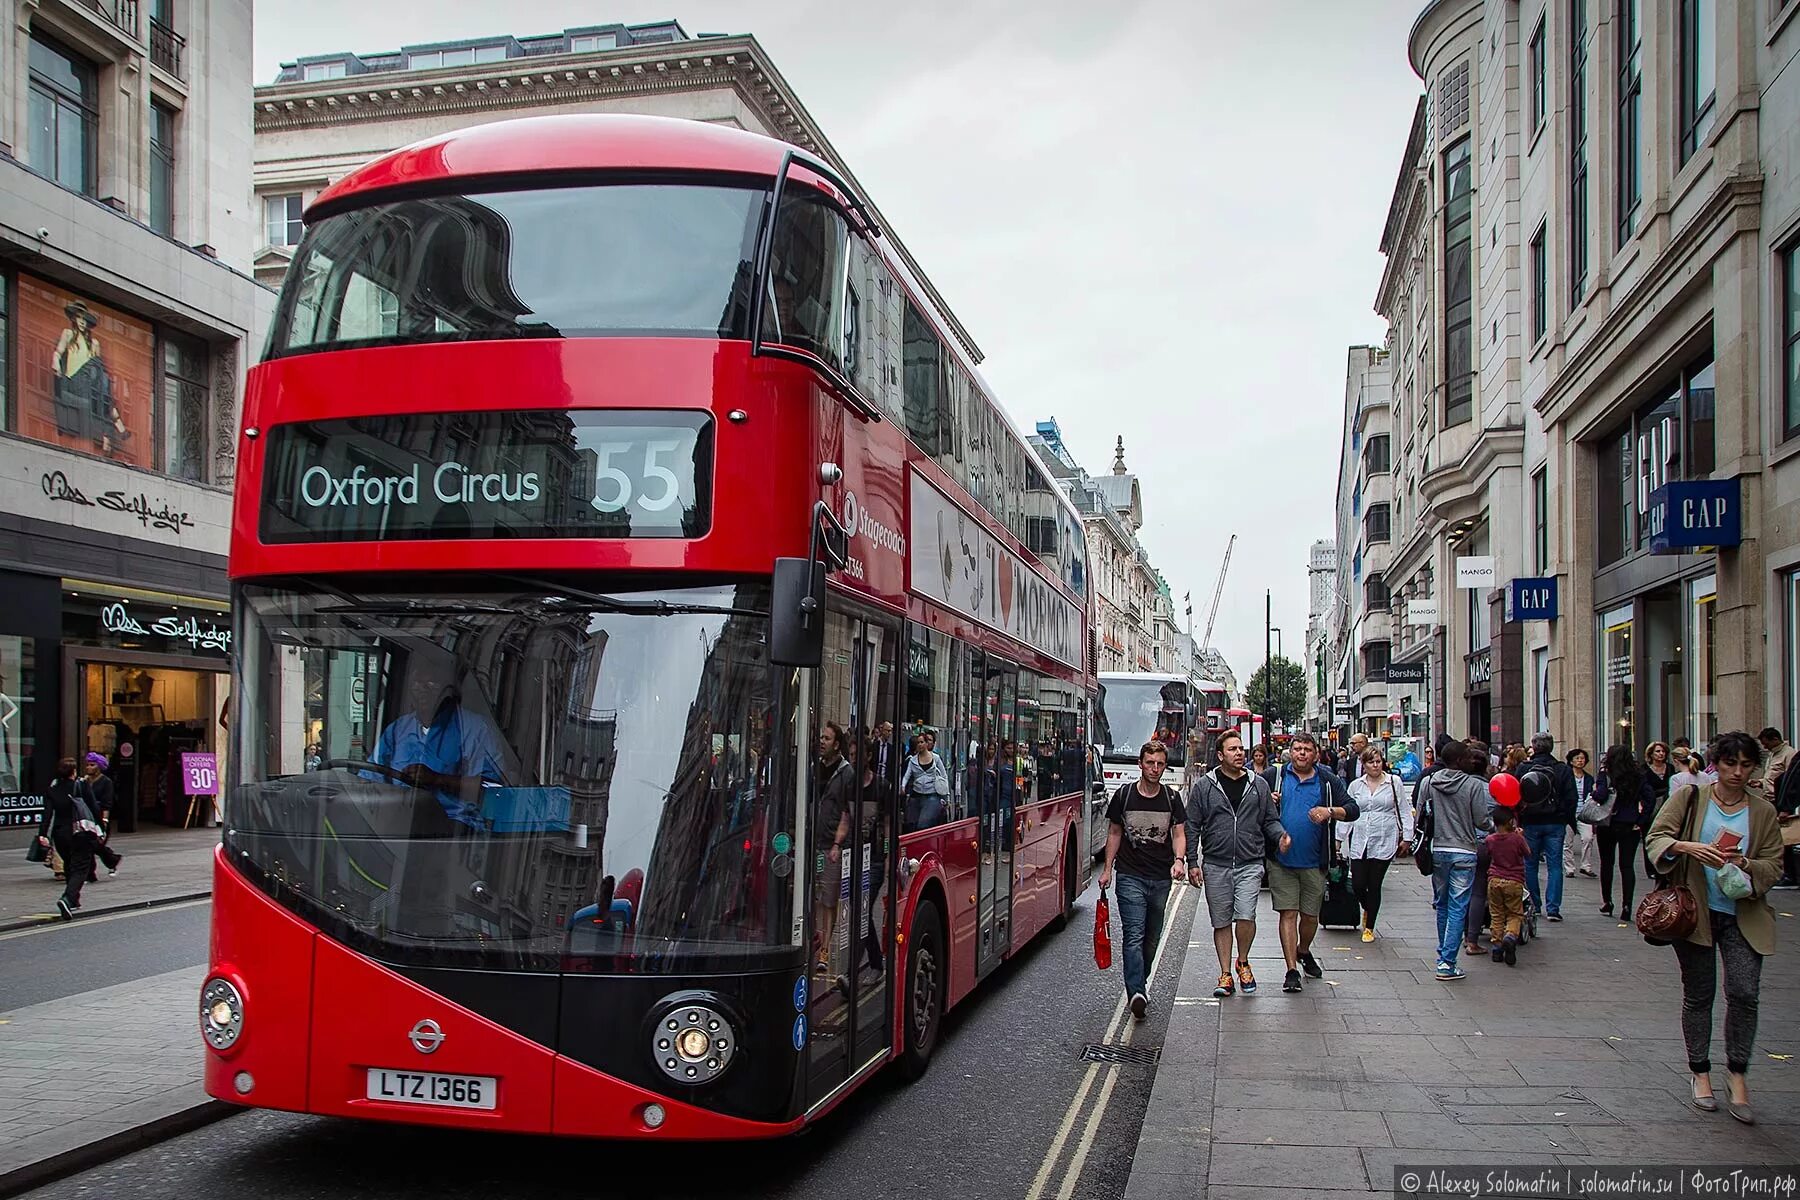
[1197, 680, 1230, 737]
[204, 114, 1095, 1141]
[1094, 672, 1198, 796]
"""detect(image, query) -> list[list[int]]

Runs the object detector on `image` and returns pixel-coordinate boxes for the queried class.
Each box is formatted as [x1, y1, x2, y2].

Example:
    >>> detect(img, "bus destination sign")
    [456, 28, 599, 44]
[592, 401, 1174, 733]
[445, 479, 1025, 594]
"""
[260, 410, 713, 543]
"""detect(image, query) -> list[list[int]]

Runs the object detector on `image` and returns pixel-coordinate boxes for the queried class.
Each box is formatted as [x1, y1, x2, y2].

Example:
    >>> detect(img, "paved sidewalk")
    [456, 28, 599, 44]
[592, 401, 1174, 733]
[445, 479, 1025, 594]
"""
[0, 966, 228, 1196]
[0, 828, 218, 932]
[1125, 862, 1800, 1198]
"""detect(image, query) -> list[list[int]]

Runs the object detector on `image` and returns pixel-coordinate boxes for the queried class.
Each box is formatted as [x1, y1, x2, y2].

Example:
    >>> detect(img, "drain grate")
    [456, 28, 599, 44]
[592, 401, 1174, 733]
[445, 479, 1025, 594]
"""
[1079, 1043, 1161, 1066]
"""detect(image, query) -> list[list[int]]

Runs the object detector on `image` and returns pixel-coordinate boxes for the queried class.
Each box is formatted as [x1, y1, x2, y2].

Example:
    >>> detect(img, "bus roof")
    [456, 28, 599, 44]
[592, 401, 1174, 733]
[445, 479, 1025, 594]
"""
[311, 113, 815, 215]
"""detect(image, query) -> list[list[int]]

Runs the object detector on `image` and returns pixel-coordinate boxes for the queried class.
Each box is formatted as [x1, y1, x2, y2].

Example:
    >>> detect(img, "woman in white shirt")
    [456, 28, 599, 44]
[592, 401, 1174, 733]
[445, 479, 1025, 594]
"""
[1564, 748, 1598, 879]
[1343, 748, 1416, 942]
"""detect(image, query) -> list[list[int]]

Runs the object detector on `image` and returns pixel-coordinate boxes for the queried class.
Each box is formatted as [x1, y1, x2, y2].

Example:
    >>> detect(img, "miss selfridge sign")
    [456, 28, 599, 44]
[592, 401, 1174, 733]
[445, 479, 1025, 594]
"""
[908, 471, 1081, 669]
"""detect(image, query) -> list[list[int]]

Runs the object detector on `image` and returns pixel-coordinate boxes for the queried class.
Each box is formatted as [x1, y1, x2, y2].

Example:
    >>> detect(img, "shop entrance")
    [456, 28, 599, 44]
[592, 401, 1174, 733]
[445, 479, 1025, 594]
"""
[67, 650, 228, 831]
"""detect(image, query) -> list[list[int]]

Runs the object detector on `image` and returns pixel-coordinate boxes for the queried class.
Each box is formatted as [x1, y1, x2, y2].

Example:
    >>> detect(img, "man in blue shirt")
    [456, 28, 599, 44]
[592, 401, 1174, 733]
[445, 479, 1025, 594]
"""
[369, 650, 507, 830]
[1267, 732, 1358, 993]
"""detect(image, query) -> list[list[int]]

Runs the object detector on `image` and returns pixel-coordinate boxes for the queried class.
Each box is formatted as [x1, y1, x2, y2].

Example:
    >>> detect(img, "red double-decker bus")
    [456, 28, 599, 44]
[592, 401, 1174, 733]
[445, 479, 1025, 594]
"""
[203, 114, 1097, 1139]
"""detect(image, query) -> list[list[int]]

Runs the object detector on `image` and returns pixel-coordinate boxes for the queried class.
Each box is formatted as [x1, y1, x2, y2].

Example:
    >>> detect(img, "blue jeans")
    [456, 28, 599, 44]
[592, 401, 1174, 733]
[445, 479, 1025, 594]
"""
[1432, 851, 1477, 968]
[1522, 824, 1566, 914]
[1114, 871, 1171, 998]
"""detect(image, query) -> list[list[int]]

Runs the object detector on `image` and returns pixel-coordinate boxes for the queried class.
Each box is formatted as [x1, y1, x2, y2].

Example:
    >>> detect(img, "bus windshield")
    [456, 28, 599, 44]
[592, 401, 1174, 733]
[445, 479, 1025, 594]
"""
[230, 579, 799, 973]
[269, 182, 764, 356]
[1095, 678, 1190, 767]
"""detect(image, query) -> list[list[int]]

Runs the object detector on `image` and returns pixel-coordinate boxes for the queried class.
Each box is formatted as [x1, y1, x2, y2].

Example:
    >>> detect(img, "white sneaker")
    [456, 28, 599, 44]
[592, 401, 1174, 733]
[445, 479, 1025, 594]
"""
[1129, 992, 1147, 1020]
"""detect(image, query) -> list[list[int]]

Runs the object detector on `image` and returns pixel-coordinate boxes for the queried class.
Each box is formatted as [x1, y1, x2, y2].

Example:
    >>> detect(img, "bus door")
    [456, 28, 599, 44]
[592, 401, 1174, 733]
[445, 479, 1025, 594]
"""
[804, 602, 897, 1106]
[974, 654, 1015, 978]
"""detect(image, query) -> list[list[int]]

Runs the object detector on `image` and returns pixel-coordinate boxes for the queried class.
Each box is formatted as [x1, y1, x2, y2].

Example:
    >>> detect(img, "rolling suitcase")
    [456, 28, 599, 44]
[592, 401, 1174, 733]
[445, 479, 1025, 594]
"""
[1318, 816, 1361, 930]
[1319, 862, 1361, 929]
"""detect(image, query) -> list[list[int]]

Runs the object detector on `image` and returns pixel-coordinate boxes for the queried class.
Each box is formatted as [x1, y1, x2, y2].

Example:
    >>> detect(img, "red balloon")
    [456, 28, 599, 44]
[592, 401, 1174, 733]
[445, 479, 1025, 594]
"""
[1489, 772, 1521, 806]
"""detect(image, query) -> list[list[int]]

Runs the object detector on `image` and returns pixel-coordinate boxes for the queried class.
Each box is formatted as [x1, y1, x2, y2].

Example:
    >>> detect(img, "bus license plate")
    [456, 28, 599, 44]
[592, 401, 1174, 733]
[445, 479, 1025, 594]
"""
[365, 1068, 497, 1111]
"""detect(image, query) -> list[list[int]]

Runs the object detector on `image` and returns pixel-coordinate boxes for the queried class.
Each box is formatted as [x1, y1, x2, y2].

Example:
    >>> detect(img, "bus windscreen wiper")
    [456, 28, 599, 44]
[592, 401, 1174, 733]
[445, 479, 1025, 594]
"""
[314, 600, 518, 615]
[497, 574, 766, 619]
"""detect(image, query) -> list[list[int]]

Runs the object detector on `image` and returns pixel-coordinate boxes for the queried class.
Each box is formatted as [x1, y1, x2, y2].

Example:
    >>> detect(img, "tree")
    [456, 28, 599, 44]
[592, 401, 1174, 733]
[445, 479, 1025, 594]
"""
[1244, 655, 1307, 727]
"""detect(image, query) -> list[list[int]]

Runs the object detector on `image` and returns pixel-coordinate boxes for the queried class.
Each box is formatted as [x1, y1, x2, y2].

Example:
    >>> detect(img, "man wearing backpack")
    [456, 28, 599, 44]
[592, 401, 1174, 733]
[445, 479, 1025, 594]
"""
[1509, 732, 1578, 922]
[1098, 740, 1190, 1021]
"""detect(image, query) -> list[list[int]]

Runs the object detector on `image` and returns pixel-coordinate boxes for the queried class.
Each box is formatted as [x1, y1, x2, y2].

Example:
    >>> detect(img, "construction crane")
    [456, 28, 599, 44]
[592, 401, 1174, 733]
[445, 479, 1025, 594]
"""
[1198, 533, 1236, 654]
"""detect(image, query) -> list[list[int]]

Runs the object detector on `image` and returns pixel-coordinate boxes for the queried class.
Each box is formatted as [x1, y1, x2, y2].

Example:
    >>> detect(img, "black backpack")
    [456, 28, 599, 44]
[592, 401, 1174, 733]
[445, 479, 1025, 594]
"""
[1516, 766, 1560, 819]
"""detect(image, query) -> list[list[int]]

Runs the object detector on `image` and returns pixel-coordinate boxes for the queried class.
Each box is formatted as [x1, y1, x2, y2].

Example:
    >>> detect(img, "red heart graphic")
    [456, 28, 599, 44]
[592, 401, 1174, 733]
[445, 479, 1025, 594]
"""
[998, 554, 1014, 626]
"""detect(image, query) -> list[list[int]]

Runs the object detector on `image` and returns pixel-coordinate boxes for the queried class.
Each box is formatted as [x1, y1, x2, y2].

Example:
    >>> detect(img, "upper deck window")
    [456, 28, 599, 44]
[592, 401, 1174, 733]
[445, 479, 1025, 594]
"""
[270, 182, 762, 358]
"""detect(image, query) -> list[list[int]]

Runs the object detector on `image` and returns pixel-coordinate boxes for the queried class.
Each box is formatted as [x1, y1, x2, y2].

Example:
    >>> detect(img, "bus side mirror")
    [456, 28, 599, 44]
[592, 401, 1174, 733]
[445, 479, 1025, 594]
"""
[770, 557, 826, 667]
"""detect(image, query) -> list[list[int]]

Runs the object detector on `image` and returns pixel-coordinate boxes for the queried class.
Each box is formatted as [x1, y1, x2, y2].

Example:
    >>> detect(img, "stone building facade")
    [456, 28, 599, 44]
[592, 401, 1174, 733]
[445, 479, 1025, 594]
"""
[0, 0, 271, 815]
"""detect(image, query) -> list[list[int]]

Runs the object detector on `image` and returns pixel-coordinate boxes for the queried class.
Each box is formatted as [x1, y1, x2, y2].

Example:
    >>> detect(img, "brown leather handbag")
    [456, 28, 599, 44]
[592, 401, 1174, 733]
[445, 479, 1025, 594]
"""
[1635, 785, 1702, 946]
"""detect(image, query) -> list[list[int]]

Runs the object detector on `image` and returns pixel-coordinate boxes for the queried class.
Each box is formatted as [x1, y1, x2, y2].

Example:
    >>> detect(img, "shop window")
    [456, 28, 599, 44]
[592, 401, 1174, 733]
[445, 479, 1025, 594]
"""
[1599, 604, 1634, 750]
[0, 636, 38, 796]
[1689, 574, 1717, 744]
[1787, 570, 1800, 740]
[161, 332, 209, 482]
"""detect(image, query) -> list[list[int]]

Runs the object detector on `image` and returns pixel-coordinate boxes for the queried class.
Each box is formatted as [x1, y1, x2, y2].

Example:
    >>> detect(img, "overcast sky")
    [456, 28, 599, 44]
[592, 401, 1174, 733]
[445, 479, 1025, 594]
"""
[255, 0, 1425, 693]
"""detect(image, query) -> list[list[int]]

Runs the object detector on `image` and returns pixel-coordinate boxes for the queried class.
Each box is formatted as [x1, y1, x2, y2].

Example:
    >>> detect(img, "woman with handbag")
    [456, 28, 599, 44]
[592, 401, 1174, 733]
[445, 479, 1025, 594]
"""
[1644, 731, 1784, 1123]
[35, 757, 112, 920]
[1593, 745, 1652, 918]
[1564, 748, 1598, 879]
[1344, 747, 1414, 943]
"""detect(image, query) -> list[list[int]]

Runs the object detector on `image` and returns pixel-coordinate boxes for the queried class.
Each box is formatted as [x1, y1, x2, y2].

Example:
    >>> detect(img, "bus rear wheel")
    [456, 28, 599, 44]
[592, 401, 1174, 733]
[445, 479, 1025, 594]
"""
[1049, 837, 1077, 931]
[896, 898, 944, 1081]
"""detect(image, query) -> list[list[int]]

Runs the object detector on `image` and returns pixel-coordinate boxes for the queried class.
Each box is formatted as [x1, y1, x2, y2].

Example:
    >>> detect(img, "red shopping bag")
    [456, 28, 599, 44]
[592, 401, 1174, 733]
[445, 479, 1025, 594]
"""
[1093, 886, 1112, 970]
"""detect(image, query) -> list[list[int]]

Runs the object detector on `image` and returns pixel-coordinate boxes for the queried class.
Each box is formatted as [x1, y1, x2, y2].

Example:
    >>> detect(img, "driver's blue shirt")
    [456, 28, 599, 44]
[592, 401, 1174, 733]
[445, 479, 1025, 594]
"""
[370, 707, 506, 828]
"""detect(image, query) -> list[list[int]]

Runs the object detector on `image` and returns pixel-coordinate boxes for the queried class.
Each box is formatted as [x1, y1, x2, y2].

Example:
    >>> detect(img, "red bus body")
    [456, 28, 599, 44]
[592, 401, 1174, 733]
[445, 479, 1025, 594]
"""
[206, 115, 1095, 1138]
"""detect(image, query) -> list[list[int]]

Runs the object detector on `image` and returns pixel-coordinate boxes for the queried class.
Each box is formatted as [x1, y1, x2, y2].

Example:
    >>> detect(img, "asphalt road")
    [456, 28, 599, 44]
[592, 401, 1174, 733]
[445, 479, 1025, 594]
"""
[23, 880, 1200, 1200]
[0, 900, 212, 1012]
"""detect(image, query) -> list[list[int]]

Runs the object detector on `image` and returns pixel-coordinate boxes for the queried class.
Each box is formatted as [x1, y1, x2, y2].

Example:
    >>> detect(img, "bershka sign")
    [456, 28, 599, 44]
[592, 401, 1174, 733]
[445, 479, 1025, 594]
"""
[1385, 661, 1427, 684]
[1456, 556, 1496, 589]
[908, 471, 1081, 668]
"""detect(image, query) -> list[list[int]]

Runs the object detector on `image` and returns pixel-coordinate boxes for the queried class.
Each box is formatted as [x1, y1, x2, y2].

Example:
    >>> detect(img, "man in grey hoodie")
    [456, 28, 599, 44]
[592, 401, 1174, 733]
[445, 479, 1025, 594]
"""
[1185, 730, 1290, 998]
[1414, 739, 1494, 981]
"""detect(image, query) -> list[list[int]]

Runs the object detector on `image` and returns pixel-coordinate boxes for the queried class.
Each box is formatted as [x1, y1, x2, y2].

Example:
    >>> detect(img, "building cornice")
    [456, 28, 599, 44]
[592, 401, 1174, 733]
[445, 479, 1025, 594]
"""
[1419, 424, 1525, 516]
[1535, 173, 1764, 432]
[252, 34, 984, 365]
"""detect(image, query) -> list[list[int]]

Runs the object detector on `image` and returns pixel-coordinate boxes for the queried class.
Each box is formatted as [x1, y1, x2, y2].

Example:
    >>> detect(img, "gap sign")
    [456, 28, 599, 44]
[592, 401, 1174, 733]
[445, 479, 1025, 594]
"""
[1647, 479, 1741, 554]
[1506, 577, 1558, 622]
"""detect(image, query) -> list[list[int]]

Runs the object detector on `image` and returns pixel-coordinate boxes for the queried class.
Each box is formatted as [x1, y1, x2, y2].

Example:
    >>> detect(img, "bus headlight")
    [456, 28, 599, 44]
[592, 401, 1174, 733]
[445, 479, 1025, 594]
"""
[200, 977, 244, 1052]
[653, 1001, 735, 1085]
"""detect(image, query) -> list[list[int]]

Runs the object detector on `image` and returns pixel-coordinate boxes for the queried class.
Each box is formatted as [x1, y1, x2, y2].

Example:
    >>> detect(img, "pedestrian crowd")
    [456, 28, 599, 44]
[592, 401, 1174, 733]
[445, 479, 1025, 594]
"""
[1099, 724, 1797, 1126]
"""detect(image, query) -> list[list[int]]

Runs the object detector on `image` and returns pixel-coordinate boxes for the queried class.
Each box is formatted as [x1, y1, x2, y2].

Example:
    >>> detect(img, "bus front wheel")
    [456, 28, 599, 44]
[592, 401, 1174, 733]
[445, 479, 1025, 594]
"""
[896, 898, 944, 1081]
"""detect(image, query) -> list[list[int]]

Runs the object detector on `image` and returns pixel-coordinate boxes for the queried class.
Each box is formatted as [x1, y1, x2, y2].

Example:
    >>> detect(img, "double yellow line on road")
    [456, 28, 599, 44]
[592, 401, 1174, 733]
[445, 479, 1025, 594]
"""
[1025, 882, 1190, 1200]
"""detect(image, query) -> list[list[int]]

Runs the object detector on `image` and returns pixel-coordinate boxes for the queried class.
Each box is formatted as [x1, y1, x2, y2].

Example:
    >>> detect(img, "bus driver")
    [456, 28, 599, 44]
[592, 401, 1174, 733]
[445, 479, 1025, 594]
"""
[369, 647, 507, 829]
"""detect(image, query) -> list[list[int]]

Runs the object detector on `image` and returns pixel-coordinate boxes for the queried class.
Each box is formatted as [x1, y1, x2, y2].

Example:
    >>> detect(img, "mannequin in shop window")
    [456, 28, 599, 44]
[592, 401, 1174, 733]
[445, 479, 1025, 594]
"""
[367, 648, 507, 830]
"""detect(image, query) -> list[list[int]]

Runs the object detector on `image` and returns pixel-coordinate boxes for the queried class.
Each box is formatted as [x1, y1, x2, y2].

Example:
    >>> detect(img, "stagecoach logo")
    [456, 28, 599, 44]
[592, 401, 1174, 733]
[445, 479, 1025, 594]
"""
[408, 1019, 446, 1054]
[841, 491, 905, 556]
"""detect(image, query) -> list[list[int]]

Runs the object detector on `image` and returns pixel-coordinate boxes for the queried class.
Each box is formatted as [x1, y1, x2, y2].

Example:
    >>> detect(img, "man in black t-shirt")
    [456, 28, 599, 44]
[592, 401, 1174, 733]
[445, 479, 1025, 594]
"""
[1099, 741, 1189, 1020]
